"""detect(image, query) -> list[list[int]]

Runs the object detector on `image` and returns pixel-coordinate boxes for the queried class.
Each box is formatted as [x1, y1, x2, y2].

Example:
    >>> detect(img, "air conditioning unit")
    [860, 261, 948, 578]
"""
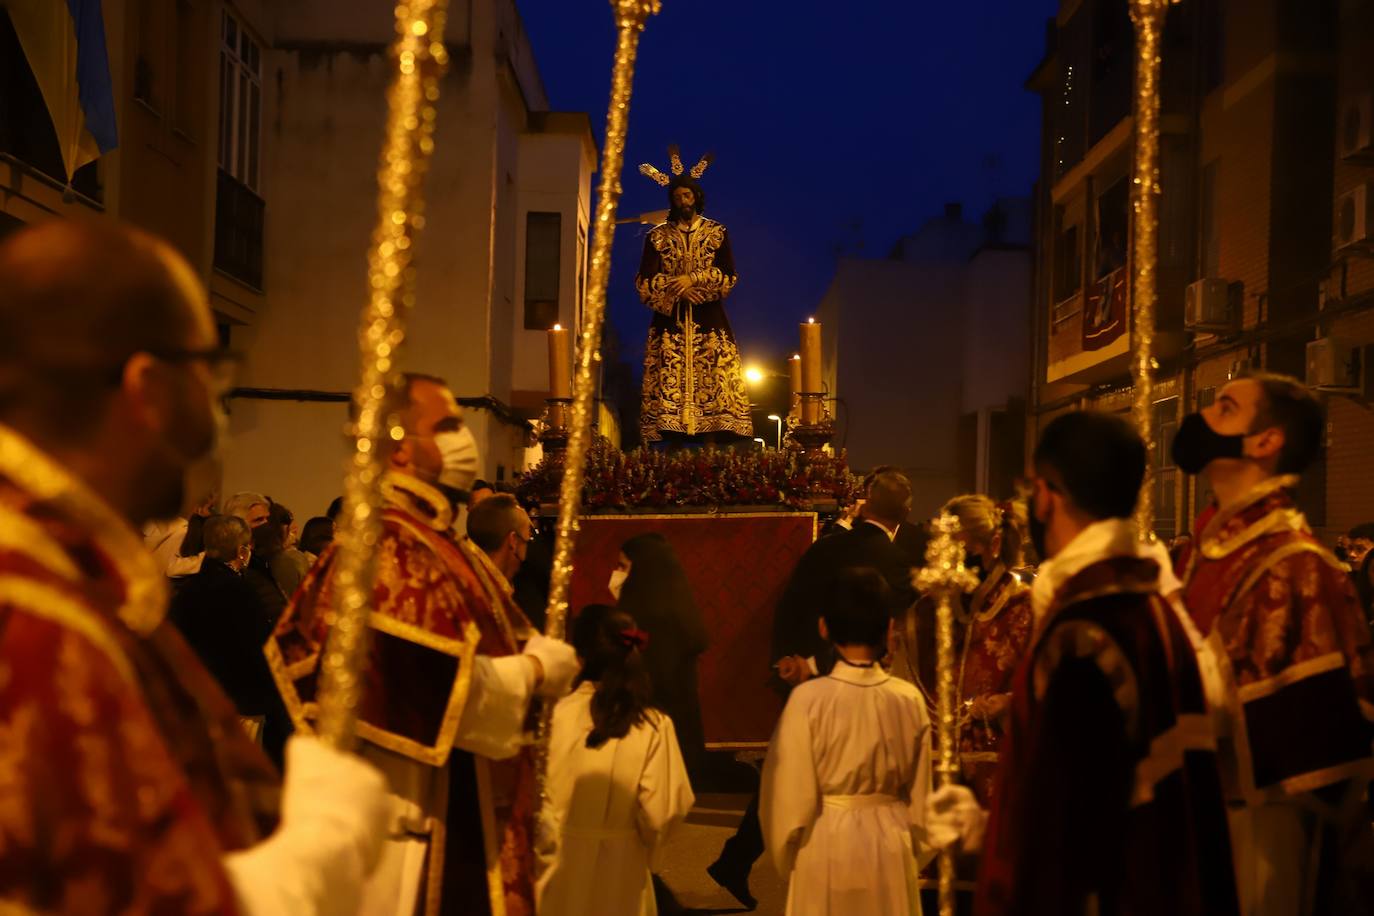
[1341, 93, 1374, 161]
[1335, 184, 1373, 250]
[1306, 337, 1361, 390]
[1184, 278, 1234, 331]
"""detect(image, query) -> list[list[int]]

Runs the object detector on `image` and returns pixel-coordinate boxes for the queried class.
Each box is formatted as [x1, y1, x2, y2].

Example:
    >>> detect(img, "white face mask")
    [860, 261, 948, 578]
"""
[608, 568, 628, 602]
[434, 426, 479, 492]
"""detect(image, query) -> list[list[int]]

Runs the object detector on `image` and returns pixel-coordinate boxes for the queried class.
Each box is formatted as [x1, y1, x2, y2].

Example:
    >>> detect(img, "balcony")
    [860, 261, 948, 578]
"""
[214, 168, 263, 290]
[1046, 267, 1131, 383]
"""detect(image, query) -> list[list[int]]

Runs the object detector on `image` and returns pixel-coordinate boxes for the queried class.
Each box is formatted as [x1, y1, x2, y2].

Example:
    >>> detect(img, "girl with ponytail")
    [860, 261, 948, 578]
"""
[537, 605, 696, 916]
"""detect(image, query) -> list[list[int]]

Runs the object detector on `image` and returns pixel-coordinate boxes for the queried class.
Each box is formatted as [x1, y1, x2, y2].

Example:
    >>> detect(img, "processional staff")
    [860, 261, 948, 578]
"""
[914, 514, 979, 916]
[536, 0, 663, 793]
[1127, 0, 1174, 539]
[316, 0, 453, 748]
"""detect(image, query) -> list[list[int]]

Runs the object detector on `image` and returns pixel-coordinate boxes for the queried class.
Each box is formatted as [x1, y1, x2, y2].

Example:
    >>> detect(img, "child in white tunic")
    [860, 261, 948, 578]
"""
[761, 568, 934, 916]
[537, 605, 695, 916]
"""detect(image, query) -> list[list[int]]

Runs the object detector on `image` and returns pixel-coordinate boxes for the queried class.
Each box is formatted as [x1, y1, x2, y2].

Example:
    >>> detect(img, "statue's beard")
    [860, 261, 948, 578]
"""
[671, 205, 696, 223]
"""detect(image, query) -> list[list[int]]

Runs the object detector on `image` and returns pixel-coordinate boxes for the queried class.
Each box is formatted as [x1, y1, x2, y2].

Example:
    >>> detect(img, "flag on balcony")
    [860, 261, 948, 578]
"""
[7, 0, 118, 182]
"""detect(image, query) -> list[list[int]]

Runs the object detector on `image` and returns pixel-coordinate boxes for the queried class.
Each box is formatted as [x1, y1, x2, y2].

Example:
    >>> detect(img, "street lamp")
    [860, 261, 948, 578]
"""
[752, 437, 766, 451]
[766, 414, 783, 450]
[745, 366, 764, 385]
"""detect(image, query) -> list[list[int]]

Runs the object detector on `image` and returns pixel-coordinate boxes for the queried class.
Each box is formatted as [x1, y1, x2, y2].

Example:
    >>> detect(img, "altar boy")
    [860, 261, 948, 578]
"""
[761, 567, 934, 916]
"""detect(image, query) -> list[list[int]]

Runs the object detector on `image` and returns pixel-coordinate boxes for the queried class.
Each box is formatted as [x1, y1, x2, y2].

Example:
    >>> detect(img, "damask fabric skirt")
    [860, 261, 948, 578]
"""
[641, 299, 753, 442]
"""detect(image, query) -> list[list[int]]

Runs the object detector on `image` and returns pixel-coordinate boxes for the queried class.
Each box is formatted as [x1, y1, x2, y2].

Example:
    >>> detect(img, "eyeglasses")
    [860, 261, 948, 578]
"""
[144, 346, 244, 394]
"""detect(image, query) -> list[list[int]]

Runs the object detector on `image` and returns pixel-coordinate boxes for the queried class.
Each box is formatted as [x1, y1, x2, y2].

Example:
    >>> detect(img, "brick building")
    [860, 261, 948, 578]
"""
[1027, 0, 1374, 542]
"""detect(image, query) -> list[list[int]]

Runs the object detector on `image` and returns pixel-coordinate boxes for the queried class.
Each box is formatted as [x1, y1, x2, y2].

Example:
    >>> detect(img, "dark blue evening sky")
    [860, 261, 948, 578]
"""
[516, 0, 1058, 368]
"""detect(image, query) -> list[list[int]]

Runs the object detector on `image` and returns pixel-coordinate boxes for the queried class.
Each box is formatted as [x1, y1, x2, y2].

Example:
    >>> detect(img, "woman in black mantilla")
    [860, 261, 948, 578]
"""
[636, 147, 753, 446]
[612, 531, 710, 779]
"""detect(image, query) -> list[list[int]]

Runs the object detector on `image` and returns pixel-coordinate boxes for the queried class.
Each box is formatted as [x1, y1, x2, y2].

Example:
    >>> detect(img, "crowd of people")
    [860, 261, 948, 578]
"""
[0, 216, 1371, 916]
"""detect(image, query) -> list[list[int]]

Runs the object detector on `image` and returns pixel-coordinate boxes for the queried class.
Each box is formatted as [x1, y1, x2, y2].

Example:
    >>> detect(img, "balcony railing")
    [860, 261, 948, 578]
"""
[214, 168, 264, 290]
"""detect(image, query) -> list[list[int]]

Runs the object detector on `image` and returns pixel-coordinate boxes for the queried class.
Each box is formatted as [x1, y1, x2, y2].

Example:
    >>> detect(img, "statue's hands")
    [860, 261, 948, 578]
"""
[684, 287, 712, 304]
[667, 274, 693, 297]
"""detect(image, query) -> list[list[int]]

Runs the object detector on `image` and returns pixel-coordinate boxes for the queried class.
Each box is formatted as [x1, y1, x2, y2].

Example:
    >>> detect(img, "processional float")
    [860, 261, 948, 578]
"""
[309, 0, 1173, 914]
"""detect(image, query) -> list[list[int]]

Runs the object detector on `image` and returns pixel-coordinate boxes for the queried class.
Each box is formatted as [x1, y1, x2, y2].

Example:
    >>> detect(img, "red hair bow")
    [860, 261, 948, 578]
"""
[618, 628, 650, 650]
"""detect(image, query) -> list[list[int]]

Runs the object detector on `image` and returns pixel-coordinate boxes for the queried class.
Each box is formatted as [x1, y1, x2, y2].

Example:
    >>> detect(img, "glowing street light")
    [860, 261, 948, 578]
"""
[752, 437, 766, 450]
[745, 366, 764, 385]
[766, 414, 783, 450]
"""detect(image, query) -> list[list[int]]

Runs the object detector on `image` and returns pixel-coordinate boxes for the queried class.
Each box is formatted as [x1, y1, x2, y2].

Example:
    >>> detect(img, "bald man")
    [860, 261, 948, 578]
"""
[0, 220, 387, 914]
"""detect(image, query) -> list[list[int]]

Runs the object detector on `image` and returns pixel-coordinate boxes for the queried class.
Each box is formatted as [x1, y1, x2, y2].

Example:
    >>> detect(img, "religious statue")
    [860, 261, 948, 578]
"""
[636, 146, 753, 445]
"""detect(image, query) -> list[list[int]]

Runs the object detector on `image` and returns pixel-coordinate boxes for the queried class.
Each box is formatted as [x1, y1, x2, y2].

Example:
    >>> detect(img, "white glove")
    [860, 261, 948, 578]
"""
[223, 736, 390, 916]
[524, 634, 581, 698]
[925, 784, 988, 854]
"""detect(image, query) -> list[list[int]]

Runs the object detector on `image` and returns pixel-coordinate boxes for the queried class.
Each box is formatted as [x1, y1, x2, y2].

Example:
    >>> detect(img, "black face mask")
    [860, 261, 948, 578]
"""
[1171, 412, 1245, 475]
[1027, 503, 1048, 562]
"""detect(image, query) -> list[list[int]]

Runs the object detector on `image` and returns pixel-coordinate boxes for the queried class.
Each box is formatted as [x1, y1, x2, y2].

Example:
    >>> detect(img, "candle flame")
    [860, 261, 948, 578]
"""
[807, 317, 815, 324]
[552, 323, 562, 331]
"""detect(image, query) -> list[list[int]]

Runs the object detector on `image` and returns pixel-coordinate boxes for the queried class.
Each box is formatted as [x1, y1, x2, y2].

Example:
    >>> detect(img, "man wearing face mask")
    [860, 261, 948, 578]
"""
[268, 371, 580, 916]
[1171, 371, 1374, 916]
[925, 411, 1239, 916]
[0, 220, 390, 913]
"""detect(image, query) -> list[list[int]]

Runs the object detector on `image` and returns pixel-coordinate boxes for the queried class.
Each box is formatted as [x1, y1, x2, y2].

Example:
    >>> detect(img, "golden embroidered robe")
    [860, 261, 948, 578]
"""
[0, 425, 279, 914]
[635, 217, 752, 442]
[905, 566, 1033, 808]
[267, 473, 538, 916]
[1178, 476, 1374, 914]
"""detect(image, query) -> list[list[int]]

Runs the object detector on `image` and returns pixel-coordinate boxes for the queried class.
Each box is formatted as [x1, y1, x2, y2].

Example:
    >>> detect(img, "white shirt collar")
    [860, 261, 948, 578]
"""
[827, 657, 890, 686]
[861, 518, 899, 542]
[1030, 517, 1172, 627]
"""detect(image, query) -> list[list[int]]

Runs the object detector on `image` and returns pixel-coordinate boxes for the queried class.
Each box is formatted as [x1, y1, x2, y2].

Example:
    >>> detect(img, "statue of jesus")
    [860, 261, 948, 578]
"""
[635, 147, 753, 446]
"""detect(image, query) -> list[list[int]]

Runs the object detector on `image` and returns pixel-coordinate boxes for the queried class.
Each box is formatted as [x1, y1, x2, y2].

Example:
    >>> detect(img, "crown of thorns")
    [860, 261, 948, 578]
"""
[638, 144, 714, 186]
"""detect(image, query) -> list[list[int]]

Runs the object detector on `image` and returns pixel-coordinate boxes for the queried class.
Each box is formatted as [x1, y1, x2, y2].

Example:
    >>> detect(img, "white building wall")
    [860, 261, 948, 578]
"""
[222, 0, 583, 511]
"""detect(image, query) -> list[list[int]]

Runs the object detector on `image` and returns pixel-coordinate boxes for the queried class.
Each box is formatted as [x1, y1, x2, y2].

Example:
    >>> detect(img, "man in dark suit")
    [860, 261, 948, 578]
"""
[771, 467, 918, 684]
[168, 514, 291, 767]
[707, 468, 919, 909]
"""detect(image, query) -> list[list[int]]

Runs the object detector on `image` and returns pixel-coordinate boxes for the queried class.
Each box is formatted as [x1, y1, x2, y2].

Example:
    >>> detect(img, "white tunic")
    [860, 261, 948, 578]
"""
[537, 683, 695, 916]
[761, 661, 934, 916]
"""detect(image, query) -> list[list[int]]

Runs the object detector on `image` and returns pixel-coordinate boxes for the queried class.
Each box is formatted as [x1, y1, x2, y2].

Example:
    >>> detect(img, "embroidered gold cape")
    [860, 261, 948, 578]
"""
[635, 217, 752, 442]
[0, 424, 278, 914]
[267, 473, 538, 916]
[1178, 476, 1374, 803]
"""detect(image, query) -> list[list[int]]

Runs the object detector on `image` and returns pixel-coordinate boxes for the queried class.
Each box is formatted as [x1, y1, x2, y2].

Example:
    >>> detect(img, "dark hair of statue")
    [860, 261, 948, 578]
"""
[571, 604, 654, 749]
[1238, 370, 1324, 475]
[666, 174, 706, 215]
[822, 567, 895, 650]
[1033, 410, 1146, 521]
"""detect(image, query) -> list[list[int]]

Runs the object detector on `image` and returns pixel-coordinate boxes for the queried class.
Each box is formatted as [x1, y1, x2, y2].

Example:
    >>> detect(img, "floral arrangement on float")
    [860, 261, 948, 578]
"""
[517, 440, 860, 513]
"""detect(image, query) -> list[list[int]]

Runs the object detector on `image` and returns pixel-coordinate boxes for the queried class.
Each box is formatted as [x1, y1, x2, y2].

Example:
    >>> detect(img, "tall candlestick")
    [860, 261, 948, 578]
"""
[799, 319, 822, 424]
[788, 353, 802, 417]
[548, 324, 572, 399]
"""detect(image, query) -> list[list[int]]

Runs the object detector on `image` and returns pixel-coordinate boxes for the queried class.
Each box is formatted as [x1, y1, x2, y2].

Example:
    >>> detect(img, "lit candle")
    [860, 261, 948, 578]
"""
[788, 353, 802, 414]
[799, 319, 821, 424]
[548, 324, 572, 400]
